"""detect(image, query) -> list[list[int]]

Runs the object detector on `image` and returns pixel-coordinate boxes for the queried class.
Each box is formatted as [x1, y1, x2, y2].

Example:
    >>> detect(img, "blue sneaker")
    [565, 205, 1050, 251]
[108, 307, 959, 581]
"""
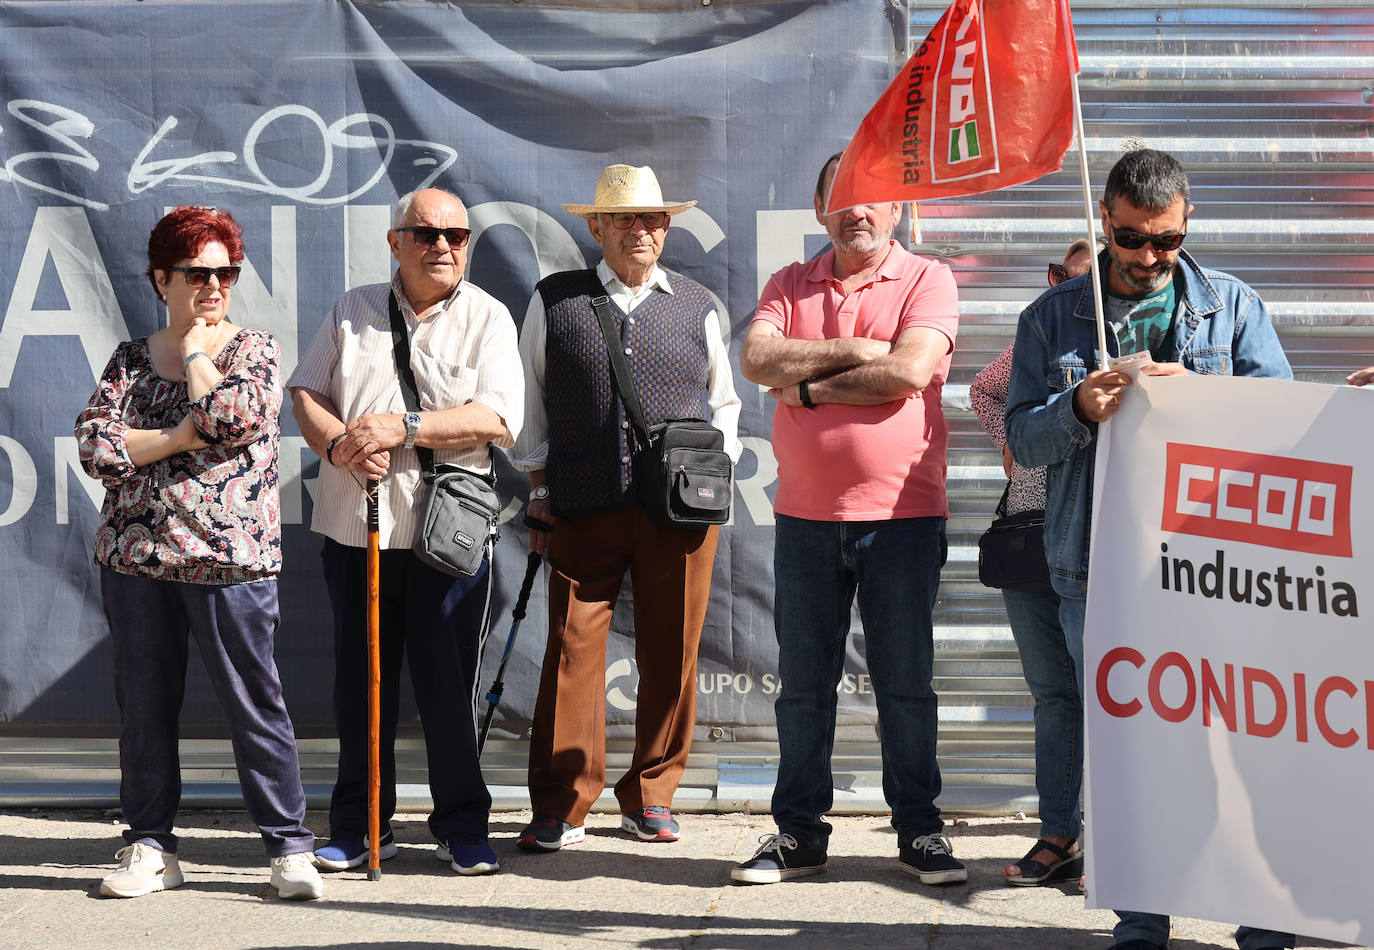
[435, 837, 499, 875]
[312, 830, 397, 871]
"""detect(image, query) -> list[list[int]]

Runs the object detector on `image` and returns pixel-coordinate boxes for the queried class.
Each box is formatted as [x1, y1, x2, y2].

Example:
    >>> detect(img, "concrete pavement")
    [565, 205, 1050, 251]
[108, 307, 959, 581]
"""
[0, 809, 1362, 950]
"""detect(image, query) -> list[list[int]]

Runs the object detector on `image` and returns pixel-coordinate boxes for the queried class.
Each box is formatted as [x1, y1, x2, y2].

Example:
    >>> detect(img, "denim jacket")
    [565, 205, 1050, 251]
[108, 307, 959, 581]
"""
[1004, 250, 1292, 599]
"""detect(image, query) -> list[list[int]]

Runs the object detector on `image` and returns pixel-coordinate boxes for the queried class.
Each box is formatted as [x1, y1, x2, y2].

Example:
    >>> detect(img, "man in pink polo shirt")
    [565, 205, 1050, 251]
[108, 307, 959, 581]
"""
[730, 151, 962, 886]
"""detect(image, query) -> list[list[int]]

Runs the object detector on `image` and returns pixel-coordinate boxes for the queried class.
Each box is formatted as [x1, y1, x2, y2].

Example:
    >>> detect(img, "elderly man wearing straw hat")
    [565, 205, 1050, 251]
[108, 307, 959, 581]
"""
[511, 164, 740, 850]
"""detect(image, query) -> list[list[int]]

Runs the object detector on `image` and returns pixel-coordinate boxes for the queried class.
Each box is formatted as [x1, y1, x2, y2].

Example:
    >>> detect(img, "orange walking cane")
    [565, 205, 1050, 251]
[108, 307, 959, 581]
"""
[365, 479, 382, 881]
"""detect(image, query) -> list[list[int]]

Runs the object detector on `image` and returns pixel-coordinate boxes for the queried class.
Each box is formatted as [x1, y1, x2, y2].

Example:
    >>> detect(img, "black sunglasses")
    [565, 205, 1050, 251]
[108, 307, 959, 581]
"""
[605, 211, 667, 231]
[1108, 217, 1187, 252]
[167, 265, 241, 288]
[396, 226, 472, 249]
[1047, 263, 1070, 286]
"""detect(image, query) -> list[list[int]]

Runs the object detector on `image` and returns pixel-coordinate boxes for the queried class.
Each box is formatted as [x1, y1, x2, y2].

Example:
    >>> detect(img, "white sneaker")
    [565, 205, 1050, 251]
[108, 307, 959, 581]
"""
[270, 852, 324, 900]
[99, 843, 185, 898]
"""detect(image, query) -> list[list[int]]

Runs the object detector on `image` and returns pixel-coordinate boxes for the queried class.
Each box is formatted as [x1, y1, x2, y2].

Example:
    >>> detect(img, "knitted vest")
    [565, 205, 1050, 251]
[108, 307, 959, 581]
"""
[539, 268, 713, 517]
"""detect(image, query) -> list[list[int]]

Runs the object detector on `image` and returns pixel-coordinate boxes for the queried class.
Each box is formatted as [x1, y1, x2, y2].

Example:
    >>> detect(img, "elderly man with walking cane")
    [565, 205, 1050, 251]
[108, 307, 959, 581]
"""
[289, 187, 524, 877]
[512, 163, 740, 851]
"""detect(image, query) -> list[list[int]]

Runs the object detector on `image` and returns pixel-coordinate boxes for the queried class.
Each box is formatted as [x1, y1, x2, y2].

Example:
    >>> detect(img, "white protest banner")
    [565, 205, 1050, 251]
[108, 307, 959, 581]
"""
[1083, 373, 1374, 945]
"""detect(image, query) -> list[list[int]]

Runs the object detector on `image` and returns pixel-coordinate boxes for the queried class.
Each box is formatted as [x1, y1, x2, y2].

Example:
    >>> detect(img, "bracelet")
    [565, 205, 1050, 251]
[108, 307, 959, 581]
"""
[798, 377, 817, 409]
[326, 433, 346, 466]
[182, 351, 209, 371]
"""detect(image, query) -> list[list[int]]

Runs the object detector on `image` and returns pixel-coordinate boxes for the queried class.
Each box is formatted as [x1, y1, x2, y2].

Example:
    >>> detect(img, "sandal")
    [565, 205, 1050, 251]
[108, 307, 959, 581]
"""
[1005, 838, 1083, 886]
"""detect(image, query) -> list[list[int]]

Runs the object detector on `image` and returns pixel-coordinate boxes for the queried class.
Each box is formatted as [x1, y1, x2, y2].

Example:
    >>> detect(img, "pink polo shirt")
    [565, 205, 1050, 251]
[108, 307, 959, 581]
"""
[753, 241, 959, 521]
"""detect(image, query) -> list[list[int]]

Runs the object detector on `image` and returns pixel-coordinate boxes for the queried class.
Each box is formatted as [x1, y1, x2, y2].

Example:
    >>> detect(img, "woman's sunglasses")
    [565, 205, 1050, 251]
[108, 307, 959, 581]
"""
[167, 266, 242, 288]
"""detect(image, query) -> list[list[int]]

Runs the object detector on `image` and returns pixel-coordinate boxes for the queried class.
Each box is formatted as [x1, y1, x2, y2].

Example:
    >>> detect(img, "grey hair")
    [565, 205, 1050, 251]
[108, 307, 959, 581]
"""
[1103, 148, 1190, 213]
[392, 188, 465, 228]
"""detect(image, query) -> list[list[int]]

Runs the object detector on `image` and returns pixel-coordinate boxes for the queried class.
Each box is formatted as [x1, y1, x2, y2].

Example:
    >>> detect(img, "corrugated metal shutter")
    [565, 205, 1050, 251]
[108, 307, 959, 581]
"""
[926, 0, 1374, 813]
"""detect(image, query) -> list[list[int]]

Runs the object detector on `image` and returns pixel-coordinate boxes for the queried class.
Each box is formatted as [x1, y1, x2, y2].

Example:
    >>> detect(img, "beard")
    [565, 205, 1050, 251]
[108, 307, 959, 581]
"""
[1110, 250, 1176, 294]
[830, 219, 890, 256]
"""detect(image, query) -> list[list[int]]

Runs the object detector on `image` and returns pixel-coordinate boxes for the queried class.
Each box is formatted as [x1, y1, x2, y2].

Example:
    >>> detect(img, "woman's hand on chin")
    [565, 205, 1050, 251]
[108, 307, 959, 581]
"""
[180, 315, 222, 359]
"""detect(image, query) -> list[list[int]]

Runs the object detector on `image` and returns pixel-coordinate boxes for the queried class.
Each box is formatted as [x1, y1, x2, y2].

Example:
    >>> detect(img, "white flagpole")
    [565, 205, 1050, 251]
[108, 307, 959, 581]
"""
[1070, 68, 1111, 371]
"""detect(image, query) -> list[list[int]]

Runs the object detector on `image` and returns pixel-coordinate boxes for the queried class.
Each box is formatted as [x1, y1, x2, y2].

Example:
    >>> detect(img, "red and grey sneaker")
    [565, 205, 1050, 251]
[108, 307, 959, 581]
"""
[517, 815, 585, 851]
[620, 805, 681, 842]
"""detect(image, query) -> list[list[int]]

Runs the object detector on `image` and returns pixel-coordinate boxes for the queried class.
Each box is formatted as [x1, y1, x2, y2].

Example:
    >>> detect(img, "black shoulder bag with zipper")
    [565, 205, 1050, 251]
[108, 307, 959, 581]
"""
[977, 484, 1053, 594]
[386, 292, 500, 577]
[586, 271, 732, 527]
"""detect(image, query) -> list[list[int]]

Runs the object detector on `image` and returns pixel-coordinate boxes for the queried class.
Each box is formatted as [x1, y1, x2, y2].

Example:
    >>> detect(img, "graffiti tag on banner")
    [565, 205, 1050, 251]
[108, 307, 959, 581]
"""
[1083, 373, 1373, 944]
[0, 99, 458, 210]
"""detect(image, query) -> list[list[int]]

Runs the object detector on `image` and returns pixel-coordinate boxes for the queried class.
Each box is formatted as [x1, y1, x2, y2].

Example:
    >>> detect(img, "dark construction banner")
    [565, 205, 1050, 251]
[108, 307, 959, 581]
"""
[0, 1, 901, 739]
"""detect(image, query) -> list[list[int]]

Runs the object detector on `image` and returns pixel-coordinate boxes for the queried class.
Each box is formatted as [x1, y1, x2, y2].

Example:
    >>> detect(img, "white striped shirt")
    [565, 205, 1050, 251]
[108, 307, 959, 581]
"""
[510, 259, 741, 470]
[288, 274, 524, 549]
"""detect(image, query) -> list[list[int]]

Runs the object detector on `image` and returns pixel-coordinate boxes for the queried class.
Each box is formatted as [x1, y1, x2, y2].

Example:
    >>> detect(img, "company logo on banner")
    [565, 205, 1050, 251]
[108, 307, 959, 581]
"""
[933, 4, 996, 173]
[1084, 374, 1374, 945]
[1161, 443, 1352, 556]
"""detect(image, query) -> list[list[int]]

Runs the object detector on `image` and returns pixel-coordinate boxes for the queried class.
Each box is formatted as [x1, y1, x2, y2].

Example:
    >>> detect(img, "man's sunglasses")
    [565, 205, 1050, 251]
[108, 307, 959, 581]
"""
[1108, 217, 1187, 252]
[396, 226, 472, 249]
[1047, 263, 1071, 286]
[605, 211, 667, 230]
[167, 266, 241, 288]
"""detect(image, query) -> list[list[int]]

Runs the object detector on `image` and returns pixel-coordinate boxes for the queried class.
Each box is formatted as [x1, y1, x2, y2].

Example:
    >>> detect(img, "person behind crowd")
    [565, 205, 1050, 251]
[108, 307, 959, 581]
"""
[970, 239, 1093, 887]
[76, 206, 322, 901]
[288, 188, 523, 876]
[1006, 148, 1295, 950]
[511, 163, 740, 850]
[730, 151, 964, 886]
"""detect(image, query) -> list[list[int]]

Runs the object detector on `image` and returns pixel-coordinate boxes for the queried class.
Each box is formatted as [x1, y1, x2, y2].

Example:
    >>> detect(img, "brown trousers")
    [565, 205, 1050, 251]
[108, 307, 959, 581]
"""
[528, 505, 719, 824]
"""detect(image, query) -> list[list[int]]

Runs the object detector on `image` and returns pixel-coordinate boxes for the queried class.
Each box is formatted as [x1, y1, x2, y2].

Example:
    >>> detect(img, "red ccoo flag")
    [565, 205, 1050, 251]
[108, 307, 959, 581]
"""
[825, 0, 1078, 213]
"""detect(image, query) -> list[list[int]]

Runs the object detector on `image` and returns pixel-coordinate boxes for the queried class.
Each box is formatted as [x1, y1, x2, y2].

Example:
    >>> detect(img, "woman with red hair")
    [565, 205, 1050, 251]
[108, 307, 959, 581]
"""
[76, 206, 321, 901]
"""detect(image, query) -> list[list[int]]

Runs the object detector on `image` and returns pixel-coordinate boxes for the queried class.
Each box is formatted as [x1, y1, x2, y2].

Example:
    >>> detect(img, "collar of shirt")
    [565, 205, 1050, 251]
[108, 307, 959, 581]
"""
[804, 239, 908, 288]
[596, 258, 673, 313]
[389, 271, 465, 323]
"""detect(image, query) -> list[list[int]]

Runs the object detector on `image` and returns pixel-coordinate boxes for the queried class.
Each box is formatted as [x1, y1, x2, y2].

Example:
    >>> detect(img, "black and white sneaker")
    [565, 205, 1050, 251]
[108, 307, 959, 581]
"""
[517, 815, 585, 851]
[621, 806, 681, 842]
[899, 832, 968, 885]
[730, 832, 827, 884]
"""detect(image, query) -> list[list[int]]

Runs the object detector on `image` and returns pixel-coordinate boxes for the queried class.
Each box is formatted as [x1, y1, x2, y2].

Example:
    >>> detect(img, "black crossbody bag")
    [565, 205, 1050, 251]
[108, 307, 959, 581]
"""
[386, 292, 500, 577]
[586, 271, 732, 527]
[977, 484, 1053, 594]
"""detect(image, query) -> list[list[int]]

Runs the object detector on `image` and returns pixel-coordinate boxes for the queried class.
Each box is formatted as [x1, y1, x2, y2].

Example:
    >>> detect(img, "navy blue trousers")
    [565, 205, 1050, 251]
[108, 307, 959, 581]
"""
[101, 568, 313, 857]
[320, 540, 492, 845]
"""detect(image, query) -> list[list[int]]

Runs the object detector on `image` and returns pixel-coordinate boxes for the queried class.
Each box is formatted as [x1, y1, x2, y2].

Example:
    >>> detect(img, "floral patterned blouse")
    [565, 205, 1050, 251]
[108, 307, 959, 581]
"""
[970, 341, 1048, 517]
[75, 328, 282, 585]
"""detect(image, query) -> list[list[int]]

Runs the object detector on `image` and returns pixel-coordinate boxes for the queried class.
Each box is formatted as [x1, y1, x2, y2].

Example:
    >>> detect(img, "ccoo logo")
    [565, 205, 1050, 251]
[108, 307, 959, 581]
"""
[1160, 443, 1352, 557]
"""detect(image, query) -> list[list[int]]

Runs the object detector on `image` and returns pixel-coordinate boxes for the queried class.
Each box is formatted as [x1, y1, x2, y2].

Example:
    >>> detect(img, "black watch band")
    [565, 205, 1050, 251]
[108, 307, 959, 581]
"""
[799, 377, 816, 409]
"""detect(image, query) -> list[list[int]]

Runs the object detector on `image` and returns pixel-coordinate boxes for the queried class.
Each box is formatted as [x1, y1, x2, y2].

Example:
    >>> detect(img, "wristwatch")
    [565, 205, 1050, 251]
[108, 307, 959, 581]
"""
[531, 484, 550, 501]
[402, 411, 421, 449]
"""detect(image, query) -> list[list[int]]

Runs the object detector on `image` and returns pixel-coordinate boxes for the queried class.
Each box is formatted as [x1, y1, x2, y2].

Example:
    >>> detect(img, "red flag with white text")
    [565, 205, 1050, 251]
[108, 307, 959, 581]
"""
[825, 0, 1078, 212]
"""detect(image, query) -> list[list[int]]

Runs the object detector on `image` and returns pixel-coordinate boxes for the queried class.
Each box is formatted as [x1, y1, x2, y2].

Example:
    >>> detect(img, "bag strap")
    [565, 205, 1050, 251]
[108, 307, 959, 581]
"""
[385, 290, 493, 485]
[586, 270, 653, 449]
[994, 482, 1011, 520]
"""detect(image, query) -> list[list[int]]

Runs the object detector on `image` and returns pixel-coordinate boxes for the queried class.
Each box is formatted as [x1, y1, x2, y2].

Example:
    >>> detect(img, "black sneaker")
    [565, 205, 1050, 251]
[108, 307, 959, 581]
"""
[730, 832, 827, 884]
[899, 832, 968, 885]
[516, 815, 585, 851]
[621, 806, 681, 842]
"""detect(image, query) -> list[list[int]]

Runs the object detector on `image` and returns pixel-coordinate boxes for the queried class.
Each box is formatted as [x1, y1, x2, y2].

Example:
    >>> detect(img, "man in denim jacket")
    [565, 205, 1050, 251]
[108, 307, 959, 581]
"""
[1006, 148, 1294, 950]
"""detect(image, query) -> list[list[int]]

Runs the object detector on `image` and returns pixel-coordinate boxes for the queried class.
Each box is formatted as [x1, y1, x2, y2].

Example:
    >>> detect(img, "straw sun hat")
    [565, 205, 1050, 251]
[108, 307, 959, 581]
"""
[562, 164, 697, 219]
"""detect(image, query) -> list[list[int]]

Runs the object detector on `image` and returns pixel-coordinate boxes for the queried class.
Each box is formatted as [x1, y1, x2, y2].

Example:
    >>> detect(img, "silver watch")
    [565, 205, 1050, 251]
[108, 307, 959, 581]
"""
[531, 484, 550, 501]
[402, 411, 421, 449]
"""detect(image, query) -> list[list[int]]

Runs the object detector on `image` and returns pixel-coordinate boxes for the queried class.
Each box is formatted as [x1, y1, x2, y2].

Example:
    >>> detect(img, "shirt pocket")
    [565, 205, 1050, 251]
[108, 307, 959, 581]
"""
[1184, 348, 1231, 376]
[1047, 357, 1089, 394]
[410, 351, 478, 411]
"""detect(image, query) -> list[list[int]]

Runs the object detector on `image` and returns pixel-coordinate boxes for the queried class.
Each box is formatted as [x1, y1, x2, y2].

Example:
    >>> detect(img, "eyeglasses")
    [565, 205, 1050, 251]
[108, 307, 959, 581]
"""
[167, 266, 241, 288]
[1047, 263, 1070, 286]
[605, 211, 667, 231]
[396, 226, 472, 249]
[1108, 217, 1187, 252]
